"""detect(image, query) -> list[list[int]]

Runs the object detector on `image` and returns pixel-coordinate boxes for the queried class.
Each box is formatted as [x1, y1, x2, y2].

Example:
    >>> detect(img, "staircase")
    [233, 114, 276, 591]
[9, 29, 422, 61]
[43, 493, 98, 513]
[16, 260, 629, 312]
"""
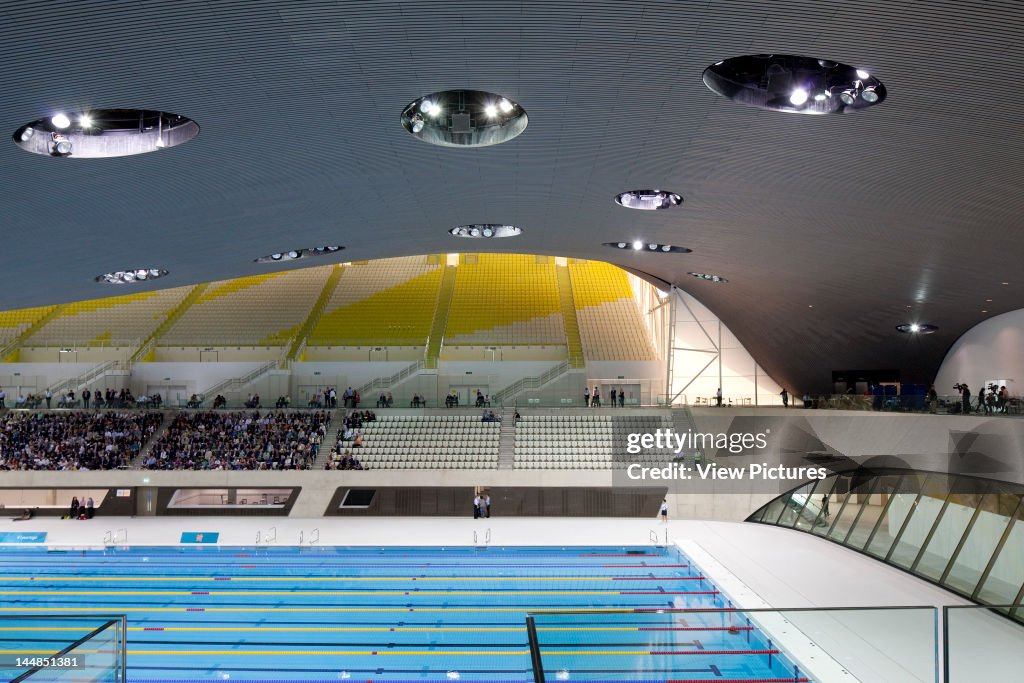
[556, 265, 586, 368]
[0, 304, 68, 362]
[311, 408, 342, 468]
[425, 265, 457, 368]
[497, 407, 517, 469]
[131, 283, 209, 362]
[48, 359, 132, 398]
[286, 264, 344, 362]
[131, 413, 173, 468]
[356, 360, 425, 397]
[202, 360, 278, 400]
[491, 361, 572, 405]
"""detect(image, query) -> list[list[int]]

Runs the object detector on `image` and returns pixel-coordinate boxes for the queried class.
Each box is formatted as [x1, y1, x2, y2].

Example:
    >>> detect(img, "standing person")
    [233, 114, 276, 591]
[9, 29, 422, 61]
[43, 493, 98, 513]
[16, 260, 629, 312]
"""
[82, 388, 91, 409]
[780, 388, 789, 408]
[821, 494, 830, 521]
[927, 385, 938, 414]
[619, 389, 625, 407]
[584, 387, 590, 407]
[86, 498, 95, 519]
[69, 497, 80, 519]
[592, 386, 600, 407]
[659, 498, 669, 524]
[610, 387, 617, 407]
[473, 493, 482, 519]
[0, 387, 5, 409]
[45, 388, 52, 409]
[484, 493, 491, 518]
[716, 387, 723, 407]
[960, 384, 971, 415]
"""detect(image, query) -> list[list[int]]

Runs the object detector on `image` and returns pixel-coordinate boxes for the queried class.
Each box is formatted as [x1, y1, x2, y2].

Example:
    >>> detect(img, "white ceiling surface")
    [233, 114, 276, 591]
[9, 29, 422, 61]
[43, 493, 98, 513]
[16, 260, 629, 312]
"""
[2, 0, 1022, 391]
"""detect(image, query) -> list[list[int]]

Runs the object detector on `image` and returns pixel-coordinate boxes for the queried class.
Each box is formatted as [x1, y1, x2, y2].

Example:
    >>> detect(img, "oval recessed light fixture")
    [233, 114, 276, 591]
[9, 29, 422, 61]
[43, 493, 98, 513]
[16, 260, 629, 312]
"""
[95, 268, 168, 285]
[896, 323, 938, 334]
[449, 224, 521, 238]
[13, 109, 199, 158]
[254, 245, 344, 264]
[614, 190, 683, 211]
[401, 90, 528, 148]
[603, 242, 691, 254]
[687, 272, 728, 283]
[702, 54, 886, 114]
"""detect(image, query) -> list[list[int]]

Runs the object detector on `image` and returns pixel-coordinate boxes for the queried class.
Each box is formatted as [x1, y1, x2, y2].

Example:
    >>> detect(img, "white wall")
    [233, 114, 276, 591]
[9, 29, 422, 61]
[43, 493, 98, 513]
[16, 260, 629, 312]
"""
[934, 309, 1024, 396]
[0, 363, 96, 395]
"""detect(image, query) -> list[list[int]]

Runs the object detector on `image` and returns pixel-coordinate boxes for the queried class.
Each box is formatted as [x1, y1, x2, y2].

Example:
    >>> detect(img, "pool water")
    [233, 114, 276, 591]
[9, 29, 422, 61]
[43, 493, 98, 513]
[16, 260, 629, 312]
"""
[0, 545, 809, 682]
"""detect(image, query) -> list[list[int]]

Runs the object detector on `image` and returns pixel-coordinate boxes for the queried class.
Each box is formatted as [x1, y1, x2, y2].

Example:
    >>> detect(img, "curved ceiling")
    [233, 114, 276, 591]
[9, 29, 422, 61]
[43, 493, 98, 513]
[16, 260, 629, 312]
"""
[2, 0, 1022, 392]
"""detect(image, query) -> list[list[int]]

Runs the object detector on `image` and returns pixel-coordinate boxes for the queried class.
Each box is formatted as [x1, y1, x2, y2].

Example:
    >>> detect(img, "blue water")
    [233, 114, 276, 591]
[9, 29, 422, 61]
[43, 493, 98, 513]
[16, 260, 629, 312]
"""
[0, 546, 810, 682]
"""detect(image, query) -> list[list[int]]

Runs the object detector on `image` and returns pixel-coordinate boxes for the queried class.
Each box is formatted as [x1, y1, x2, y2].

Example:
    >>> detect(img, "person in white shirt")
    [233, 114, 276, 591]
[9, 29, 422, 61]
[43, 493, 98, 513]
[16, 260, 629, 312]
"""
[473, 494, 482, 519]
[660, 499, 669, 523]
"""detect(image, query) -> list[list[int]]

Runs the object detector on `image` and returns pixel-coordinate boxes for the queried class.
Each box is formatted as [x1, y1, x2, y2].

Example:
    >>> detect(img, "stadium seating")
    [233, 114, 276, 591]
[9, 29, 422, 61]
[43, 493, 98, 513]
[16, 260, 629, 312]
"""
[25, 288, 191, 347]
[569, 260, 657, 360]
[160, 267, 333, 346]
[0, 305, 56, 346]
[0, 411, 164, 471]
[514, 413, 675, 468]
[309, 256, 442, 346]
[143, 410, 331, 470]
[355, 413, 501, 469]
[445, 254, 564, 345]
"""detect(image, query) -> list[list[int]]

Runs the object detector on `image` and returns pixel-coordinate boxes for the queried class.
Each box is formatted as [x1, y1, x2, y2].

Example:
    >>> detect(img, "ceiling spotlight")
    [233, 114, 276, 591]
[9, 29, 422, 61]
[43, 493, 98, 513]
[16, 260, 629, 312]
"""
[271, 253, 283, 260]
[856, 69, 871, 80]
[20, 127, 34, 142]
[78, 114, 93, 128]
[617, 242, 626, 248]
[661, 245, 671, 252]
[615, 190, 684, 210]
[861, 86, 879, 103]
[287, 250, 300, 258]
[814, 93, 827, 102]
[450, 224, 521, 239]
[648, 243, 659, 250]
[632, 240, 643, 251]
[484, 104, 497, 118]
[419, 100, 433, 113]
[481, 226, 494, 237]
[428, 103, 442, 117]
[411, 114, 425, 133]
[51, 113, 71, 129]
[896, 322, 938, 334]
[96, 268, 168, 284]
[839, 89, 858, 105]
[789, 88, 809, 106]
[688, 271, 728, 283]
[499, 98, 514, 113]
[469, 228, 480, 237]
[52, 136, 72, 156]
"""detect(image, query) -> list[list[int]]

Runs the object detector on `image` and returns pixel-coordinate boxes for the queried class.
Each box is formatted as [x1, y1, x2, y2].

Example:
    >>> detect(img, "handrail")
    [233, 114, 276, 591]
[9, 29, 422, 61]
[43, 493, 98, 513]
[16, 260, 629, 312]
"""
[203, 360, 278, 398]
[356, 360, 425, 395]
[492, 360, 571, 403]
[49, 359, 132, 397]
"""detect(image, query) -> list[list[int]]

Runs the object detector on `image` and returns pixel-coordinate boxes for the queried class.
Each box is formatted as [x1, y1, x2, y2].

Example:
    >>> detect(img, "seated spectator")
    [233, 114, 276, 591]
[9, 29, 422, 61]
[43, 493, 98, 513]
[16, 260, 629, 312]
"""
[411, 393, 423, 408]
[143, 410, 330, 471]
[386, 392, 393, 407]
[187, 394, 202, 409]
[275, 396, 291, 408]
[212, 394, 227, 409]
[0, 411, 163, 471]
[308, 394, 323, 408]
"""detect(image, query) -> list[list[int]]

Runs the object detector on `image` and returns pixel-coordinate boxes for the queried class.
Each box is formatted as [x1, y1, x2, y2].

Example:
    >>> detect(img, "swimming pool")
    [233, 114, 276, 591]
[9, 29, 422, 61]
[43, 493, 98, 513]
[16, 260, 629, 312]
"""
[0, 545, 808, 682]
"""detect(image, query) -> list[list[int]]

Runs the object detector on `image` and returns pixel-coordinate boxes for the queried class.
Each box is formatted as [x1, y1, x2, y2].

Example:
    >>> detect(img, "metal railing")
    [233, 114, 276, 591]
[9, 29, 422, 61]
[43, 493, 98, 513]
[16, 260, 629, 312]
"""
[202, 360, 278, 399]
[491, 361, 571, 404]
[356, 360, 426, 396]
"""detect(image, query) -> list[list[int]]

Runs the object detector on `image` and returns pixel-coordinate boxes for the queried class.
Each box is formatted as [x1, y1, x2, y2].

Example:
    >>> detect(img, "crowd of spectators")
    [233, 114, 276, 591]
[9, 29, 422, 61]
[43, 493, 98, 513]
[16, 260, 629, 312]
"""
[0, 411, 164, 471]
[144, 410, 331, 471]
